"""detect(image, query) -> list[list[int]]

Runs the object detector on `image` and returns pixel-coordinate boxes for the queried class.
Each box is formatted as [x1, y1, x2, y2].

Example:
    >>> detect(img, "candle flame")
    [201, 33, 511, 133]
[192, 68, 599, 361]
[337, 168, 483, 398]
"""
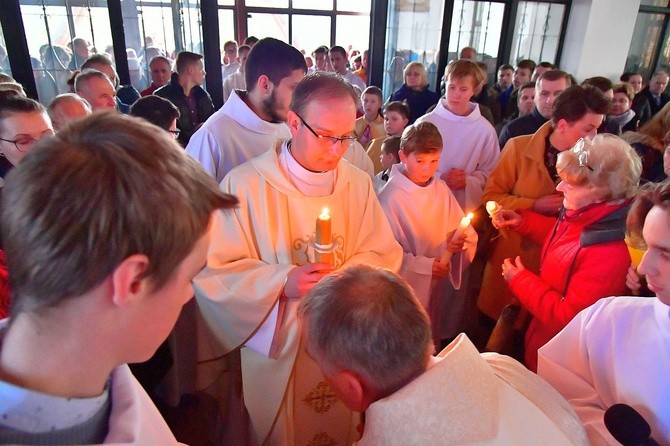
[466, 212, 474, 220]
[319, 207, 330, 220]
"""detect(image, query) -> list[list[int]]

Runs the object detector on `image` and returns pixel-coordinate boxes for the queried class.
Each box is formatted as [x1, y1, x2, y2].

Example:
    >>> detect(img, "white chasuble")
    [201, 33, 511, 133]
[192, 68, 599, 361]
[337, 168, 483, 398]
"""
[194, 141, 402, 445]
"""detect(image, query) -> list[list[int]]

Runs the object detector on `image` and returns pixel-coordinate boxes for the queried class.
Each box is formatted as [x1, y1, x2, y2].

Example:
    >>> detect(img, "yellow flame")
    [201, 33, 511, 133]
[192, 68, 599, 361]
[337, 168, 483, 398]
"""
[319, 207, 330, 220]
[466, 212, 474, 220]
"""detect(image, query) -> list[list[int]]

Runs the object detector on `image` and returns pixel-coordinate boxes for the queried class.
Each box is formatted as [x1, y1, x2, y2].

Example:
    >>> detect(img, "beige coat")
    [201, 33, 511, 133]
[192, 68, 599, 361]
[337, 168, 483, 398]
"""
[477, 121, 558, 321]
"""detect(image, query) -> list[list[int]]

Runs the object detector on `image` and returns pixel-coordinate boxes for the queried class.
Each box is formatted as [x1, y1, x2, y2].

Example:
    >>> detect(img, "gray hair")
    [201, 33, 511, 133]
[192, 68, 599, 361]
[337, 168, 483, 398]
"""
[74, 69, 113, 94]
[299, 265, 433, 398]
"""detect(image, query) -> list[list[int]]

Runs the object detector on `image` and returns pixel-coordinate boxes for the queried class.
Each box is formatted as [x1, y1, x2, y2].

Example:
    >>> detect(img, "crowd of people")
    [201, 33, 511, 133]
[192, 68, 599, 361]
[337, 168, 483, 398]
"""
[0, 36, 668, 446]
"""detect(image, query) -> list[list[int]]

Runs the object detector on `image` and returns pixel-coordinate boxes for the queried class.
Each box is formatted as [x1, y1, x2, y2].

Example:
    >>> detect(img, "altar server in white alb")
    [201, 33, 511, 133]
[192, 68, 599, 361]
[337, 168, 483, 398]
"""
[193, 72, 402, 445]
[538, 180, 670, 446]
[299, 265, 589, 446]
[0, 113, 236, 445]
[186, 38, 306, 183]
[378, 121, 477, 344]
[417, 59, 500, 211]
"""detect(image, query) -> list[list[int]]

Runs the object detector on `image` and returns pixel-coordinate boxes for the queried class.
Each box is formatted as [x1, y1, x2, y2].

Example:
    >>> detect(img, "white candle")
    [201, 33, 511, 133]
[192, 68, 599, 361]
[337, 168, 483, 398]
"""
[486, 200, 509, 238]
[440, 212, 473, 265]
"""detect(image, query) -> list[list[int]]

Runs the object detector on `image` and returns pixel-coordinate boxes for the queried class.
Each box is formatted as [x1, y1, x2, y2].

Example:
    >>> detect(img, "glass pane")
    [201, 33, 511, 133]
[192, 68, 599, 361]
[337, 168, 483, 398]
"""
[626, 12, 665, 80]
[640, 0, 670, 6]
[246, 0, 289, 7]
[293, 0, 333, 10]
[219, 9, 236, 49]
[336, 0, 371, 13]
[20, 4, 74, 98]
[335, 15, 370, 55]
[71, 6, 113, 67]
[449, 1, 505, 83]
[292, 15, 331, 55]
[656, 23, 670, 78]
[247, 13, 288, 41]
[509, 2, 565, 66]
[383, 0, 445, 98]
[218, 0, 235, 5]
[0, 21, 10, 76]
[180, 0, 204, 54]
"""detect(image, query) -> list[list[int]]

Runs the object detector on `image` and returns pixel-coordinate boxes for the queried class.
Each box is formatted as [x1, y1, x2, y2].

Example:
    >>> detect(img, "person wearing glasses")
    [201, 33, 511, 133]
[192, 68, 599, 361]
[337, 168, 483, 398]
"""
[493, 134, 641, 371]
[129, 95, 180, 140]
[0, 91, 54, 185]
[478, 85, 611, 345]
[193, 71, 402, 445]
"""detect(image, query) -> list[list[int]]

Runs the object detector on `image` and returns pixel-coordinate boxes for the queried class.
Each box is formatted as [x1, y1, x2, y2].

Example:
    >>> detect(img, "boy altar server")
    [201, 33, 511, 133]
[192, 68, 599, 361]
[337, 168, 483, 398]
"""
[299, 265, 589, 445]
[193, 72, 402, 445]
[417, 59, 499, 211]
[0, 113, 236, 444]
[379, 121, 477, 345]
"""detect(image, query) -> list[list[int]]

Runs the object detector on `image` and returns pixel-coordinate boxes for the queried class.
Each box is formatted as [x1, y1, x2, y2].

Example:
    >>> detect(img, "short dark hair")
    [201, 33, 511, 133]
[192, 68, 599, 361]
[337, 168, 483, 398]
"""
[243, 36, 259, 46]
[537, 61, 556, 70]
[245, 38, 307, 92]
[362, 86, 382, 102]
[313, 45, 329, 55]
[520, 81, 536, 91]
[129, 95, 180, 131]
[175, 51, 203, 75]
[552, 85, 611, 125]
[515, 59, 536, 73]
[149, 55, 171, 69]
[329, 45, 347, 58]
[0, 93, 45, 134]
[384, 101, 410, 120]
[381, 136, 401, 163]
[498, 64, 513, 72]
[581, 76, 614, 94]
[620, 72, 640, 82]
[290, 71, 357, 117]
[537, 69, 571, 85]
[2, 113, 237, 314]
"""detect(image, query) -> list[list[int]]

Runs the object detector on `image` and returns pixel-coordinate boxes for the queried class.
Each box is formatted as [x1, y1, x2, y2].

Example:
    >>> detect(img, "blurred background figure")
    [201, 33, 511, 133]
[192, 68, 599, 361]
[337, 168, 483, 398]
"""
[47, 93, 92, 131]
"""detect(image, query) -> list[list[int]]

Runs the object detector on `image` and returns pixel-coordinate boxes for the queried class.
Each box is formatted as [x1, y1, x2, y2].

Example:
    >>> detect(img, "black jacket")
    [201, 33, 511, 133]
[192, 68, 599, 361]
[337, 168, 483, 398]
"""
[154, 73, 214, 146]
[498, 108, 548, 149]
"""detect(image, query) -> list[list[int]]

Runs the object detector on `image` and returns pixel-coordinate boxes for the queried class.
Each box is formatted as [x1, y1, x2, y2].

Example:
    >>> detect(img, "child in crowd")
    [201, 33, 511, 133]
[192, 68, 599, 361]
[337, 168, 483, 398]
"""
[378, 121, 477, 347]
[417, 59, 499, 211]
[373, 135, 400, 193]
[0, 113, 236, 444]
[354, 86, 385, 148]
[367, 101, 410, 174]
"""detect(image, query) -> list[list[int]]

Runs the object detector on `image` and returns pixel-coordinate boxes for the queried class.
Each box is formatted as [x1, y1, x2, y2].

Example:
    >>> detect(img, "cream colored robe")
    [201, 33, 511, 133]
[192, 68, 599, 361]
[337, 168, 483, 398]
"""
[193, 142, 402, 445]
[356, 334, 589, 446]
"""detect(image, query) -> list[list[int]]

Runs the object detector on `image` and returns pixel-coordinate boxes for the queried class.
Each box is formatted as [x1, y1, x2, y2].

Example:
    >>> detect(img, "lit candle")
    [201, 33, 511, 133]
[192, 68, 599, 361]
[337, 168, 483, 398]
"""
[486, 200, 509, 239]
[440, 212, 473, 266]
[315, 207, 335, 265]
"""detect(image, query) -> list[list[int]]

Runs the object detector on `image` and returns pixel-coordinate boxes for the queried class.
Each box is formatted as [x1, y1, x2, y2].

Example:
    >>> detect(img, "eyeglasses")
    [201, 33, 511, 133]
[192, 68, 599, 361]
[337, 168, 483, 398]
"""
[168, 129, 181, 139]
[572, 138, 594, 172]
[0, 130, 55, 152]
[295, 113, 356, 149]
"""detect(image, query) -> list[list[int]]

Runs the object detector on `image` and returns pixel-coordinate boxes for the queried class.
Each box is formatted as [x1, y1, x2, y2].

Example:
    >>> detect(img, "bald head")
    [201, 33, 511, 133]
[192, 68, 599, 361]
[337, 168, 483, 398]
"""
[48, 93, 92, 131]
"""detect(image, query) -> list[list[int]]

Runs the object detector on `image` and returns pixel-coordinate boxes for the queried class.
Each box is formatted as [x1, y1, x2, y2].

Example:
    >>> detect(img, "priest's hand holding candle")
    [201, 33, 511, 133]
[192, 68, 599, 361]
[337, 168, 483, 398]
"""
[315, 207, 335, 266]
[439, 212, 472, 266]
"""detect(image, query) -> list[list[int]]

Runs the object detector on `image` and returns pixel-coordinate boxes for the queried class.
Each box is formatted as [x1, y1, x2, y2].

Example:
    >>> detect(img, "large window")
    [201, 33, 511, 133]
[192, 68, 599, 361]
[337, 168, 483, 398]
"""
[509, 1, 566, 66]
[625, 2, 670, 81]
[449, 1, 505, 83]
[383, 0, 445, 99]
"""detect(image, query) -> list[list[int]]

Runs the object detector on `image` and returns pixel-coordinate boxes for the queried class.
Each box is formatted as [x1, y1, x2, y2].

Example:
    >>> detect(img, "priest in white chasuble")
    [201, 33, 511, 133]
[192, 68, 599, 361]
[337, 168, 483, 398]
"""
[193, 71, 403, 446]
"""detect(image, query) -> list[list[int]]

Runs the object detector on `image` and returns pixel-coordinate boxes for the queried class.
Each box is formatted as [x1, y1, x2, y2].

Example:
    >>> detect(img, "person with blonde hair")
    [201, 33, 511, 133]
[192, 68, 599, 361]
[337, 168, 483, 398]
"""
[622, 100, 670, 182]
[390, 61, 440, 124]
[495, 133, 642, 371]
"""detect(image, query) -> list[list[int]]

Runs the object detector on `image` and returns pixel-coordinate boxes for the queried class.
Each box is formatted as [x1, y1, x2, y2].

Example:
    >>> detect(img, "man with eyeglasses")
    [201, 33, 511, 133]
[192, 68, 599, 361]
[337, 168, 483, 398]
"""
[193, 71, 402, 445]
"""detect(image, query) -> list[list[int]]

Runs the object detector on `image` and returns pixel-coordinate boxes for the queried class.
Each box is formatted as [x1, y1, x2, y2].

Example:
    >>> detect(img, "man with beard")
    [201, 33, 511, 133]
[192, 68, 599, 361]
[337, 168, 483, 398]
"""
[186, 38, 307, 183]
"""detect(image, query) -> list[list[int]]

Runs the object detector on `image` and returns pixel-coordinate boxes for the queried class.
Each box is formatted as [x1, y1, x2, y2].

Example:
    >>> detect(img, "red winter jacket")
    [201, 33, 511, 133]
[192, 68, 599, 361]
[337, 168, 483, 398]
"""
[509, 201, 630, 371]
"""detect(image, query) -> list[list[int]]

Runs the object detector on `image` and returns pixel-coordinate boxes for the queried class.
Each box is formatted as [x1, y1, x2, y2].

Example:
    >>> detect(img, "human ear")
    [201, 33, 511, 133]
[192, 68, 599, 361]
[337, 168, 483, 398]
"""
[110, 254, 150, 308]
[331, 369, 368, 412]
[257, 74, 272, 95]
[286, 110, 300, 133]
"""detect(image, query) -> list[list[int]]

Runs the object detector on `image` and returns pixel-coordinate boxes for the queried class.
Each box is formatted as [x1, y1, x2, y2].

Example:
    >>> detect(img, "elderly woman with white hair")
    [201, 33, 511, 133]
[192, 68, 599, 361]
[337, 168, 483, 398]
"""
[496, 134, 642, 371]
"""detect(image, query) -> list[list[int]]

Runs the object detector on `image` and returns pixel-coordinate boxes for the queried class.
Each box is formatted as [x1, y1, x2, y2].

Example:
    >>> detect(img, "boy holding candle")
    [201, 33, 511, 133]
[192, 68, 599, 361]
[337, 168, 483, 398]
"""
[379, 121, 477, 347]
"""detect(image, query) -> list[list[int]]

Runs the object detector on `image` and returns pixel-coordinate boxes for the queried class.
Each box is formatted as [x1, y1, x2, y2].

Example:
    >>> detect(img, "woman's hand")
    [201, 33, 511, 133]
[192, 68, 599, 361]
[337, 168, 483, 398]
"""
[502, 256, 525, 282]
[494, 209, 522, 229]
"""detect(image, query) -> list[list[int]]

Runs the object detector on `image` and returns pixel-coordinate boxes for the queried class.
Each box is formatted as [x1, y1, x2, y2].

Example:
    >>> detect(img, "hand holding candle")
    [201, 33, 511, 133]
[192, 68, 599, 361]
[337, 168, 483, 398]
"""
[315, 207, 335, 266]
[486, 200, 509, 238]
[440, 212, 473, 266]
